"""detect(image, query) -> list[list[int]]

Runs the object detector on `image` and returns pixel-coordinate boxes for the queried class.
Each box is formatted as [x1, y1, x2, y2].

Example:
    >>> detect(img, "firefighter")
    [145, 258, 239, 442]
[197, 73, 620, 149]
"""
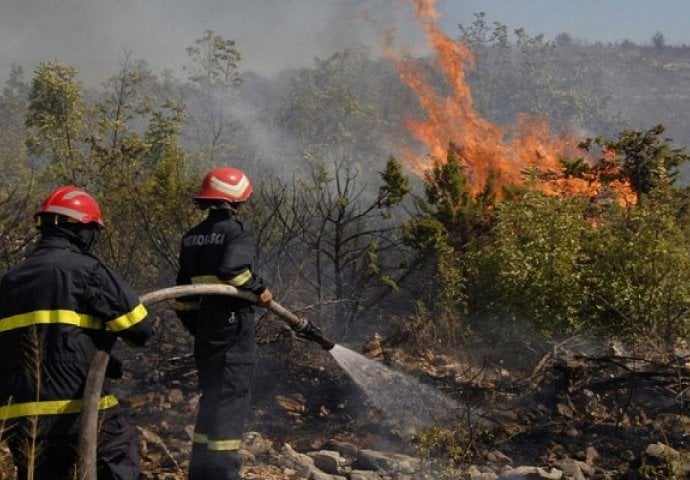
[0, 186, 153, 480]
[173, 166, 273, 480]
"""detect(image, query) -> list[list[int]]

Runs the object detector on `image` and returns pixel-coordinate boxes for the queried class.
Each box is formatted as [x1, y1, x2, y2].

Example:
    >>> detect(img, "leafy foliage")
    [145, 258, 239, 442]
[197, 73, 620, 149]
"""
[404, 145, 494, 255]
[26, 61, 88, 184]
[466, 192, 590, 335]
[2, 27, 690, 353]
[581, 196, 690, 341]
[22, 59, 199, 286]
[580, 124, 690, 195]
[405, 139, 690, 346]
[183, 30, 244, 166]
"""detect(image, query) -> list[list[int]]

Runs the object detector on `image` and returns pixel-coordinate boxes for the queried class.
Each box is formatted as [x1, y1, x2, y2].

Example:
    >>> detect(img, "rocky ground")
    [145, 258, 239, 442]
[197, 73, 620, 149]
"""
[127, 322, 690, 480]
[1, 316, 690, 479]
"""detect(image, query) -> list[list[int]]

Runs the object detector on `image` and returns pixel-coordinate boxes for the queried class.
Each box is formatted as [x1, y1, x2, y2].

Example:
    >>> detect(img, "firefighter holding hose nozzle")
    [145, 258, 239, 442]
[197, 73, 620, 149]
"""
[173, 167, 274, 480]
[292, 315, 335, 351]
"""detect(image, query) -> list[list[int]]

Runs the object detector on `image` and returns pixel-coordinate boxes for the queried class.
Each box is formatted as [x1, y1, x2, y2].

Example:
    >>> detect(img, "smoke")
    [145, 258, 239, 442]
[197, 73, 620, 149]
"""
[0, 0, 427, 85]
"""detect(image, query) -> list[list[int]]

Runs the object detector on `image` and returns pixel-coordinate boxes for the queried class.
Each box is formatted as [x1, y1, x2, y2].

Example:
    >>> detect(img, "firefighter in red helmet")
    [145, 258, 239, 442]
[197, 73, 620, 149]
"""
[174, 167, 273, 480]
[0, 186, 153, 479]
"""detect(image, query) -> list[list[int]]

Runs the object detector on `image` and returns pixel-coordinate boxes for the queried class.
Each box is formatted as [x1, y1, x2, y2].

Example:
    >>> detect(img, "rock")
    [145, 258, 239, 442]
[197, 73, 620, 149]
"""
[555, 459, 586, 480]
[310, 468, 337, 480]
[324, 439, 360, 458]
[349, 471, 384, 480]
[238, 449, 255, 464]
[622, 450, 636, 462]
[242, 431, 274, 457]
[486, 450, 513, 465]
[464, 465, 499, 479]
[500, 466, 563, 479]
[643, 442, 690, 477]
[556, 403, 574, 418]
[534, 467, 563, 479]
[584, 447, 599, 466]
[168, 388, 184, 403]
[307, 450, 349, 474]
[276, 393, 307, 419]
[576, 461, 594, 476]
[276, 443, 315, 478]
[645, 442, 680, 460]
[355, 449, 421, 474]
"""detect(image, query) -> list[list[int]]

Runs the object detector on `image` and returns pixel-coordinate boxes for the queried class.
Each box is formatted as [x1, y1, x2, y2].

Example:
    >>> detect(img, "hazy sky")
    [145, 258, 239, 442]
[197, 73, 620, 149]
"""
[0, 0, 687, 86]
[440, 0, 688, 44]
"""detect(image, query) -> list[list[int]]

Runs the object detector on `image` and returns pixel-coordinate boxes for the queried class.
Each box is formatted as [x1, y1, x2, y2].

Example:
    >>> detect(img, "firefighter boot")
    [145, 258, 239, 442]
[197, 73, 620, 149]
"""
[205, 450, 242, 480]
[188, 442, 209, 480]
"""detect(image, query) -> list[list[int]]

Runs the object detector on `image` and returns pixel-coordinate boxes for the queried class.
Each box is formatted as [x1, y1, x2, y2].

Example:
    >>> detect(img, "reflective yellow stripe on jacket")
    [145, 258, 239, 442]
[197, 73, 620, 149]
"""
[191, 269, 252, 288]
[106, 303, 148, 332]
[0, 394, 118, 420]
[0, 305, 147, 334]
[0, 310, 103, 333]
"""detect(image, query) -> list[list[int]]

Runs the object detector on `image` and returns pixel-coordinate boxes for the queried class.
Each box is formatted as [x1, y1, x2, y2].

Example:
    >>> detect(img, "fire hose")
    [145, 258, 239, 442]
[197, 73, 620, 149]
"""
[77, 284, 334, 480]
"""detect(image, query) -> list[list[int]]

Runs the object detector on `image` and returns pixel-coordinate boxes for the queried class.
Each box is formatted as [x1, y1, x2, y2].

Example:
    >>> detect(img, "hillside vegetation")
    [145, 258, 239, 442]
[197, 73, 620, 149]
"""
[1, 19, 690, 478]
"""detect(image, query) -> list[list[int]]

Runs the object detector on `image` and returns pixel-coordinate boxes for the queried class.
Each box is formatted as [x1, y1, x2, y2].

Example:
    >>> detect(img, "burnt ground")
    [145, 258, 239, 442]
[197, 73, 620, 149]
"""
[123, 315, 690, 479]
[0, 312, 689, 479]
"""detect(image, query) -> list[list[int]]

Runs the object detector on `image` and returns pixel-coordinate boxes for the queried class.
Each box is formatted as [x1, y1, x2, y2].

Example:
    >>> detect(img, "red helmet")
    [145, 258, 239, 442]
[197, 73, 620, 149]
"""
[194, 167, 253, 203]
[36, 186, 104, 226]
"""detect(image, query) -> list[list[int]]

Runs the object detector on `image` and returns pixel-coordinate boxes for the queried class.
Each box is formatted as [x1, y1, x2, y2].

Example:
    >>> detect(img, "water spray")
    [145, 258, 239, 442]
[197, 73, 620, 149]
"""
[78, 285, 471, 478]
[78, 284, 334, 480]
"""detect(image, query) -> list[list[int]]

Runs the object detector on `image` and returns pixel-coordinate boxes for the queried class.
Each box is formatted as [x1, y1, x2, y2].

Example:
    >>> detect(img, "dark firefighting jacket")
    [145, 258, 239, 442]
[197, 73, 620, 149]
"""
[0, 233, 151, 424]
[174, 209, 266, 366]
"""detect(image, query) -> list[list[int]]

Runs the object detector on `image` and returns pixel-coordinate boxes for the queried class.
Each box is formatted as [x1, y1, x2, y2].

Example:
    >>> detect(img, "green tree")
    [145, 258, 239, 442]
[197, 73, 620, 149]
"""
[404, 145, 495, 254]
[90, 59, 196, 285]
[26, 61, 88, 184]
[401, 145, 496, 345]
[457, 12, 513, 124]
[0, 65, 35, 271]
[580, 124, 690, 196]
[464, 127, 690, 343]
[277, 47, 400, 168]
[582, 197, 690, 342]
[0, 64, 31, 184]
[24, 60, 196, 286]
[183, 30, 243, 165]
[465, 192, 589, 335]
[651, 31, 666, 49]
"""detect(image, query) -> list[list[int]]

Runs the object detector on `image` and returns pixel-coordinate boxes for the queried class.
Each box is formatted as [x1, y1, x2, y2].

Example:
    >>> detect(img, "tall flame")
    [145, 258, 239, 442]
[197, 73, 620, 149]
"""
[388, 0, 635, 204]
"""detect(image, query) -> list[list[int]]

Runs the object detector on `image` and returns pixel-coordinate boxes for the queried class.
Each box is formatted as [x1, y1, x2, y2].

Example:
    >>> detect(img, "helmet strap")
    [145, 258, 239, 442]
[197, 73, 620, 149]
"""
[36, 213, 78, 228]
[194, 199, 240, 214]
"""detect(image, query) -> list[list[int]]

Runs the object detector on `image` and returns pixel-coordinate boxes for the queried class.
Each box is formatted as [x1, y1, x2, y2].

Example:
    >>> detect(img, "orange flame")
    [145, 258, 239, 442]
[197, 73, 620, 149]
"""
[389, 0, 636, 205]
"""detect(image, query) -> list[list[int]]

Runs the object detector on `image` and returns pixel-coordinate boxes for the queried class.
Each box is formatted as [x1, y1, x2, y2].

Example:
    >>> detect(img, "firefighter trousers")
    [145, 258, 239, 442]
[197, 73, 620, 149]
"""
[189, 356, 255, 480]
[7, 406, 140, 480]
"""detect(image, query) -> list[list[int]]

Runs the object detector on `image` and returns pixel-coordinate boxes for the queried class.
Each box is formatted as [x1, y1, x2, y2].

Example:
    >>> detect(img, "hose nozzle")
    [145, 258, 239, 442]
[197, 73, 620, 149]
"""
[294, 318, 335, 351]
